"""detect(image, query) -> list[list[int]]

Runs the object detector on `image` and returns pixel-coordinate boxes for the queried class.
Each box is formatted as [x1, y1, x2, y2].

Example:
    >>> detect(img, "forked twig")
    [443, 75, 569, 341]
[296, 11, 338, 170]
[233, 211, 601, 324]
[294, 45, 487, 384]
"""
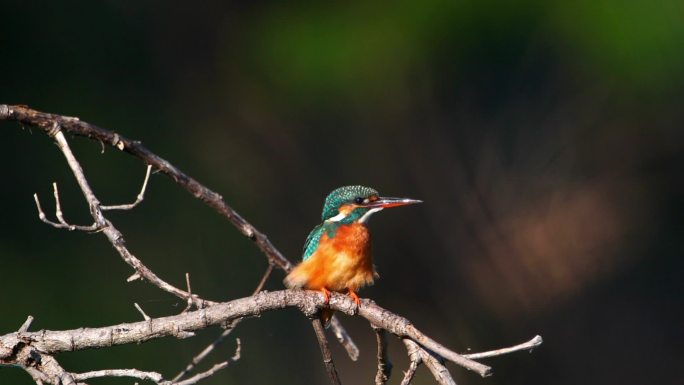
[71, 339, 239, 385]
[101, 164, 152, 210]
[174, 339, 241, 385]
[400, 339, 422, 385]
[402, 339, 456, 385]
[47, 126, 210, 308]
[33, 184, 100, 232]
[173, 264, 274, 382]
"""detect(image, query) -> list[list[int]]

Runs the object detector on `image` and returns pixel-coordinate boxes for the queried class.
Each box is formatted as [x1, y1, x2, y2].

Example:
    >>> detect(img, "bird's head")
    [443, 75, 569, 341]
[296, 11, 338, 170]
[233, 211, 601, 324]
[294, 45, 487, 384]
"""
[321, 185, 421, 224]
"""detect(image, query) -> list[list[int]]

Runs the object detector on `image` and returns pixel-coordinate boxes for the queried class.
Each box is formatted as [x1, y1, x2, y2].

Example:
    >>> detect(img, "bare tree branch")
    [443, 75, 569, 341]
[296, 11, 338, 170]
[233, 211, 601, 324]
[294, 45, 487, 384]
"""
[401, 339, 458, 385]
[311, 318, 342, 385]
[70, 339, 239, 385]
[134, 303, 152, 321]
[33, 184, 100, 232]
[1, 104, 293, 271]
[49, 124, 211, 308]
[173, 361, 230, 385]
[7, 105, 352, 381]
[100, 164, 152, 210]
[329, 317, 360, 361]
[2, 330, 81, 385]
[172, 265, 272, 382]
[253, 263, 274, 295]
[183, 273, 195, 313]
[0, 290, 528, 378]
[18, 316, 34, 333]
[373, 326, 392, 385]
[173, 338, 241, 385]
[463, 335, 543, 359]
[1, 103, 360, 361]
[400, 339, 422, 385]
[0, 104, 543, 384]
[417, 346, 457, 385]
[357, 299, 492, 377]
[72, 369, 163, 383]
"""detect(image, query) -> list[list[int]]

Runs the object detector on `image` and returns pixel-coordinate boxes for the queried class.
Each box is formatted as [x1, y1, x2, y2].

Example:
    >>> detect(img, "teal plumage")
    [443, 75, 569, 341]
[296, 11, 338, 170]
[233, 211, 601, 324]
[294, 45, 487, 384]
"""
[302, 186, 380, 261]
[302, 223, 325, 261]
[321, 186, 379, 220]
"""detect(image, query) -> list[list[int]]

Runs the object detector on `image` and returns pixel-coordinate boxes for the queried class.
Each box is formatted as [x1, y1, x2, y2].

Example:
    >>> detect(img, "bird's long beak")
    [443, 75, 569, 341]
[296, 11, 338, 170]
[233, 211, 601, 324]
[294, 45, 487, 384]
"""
[366, 197, 422, 209]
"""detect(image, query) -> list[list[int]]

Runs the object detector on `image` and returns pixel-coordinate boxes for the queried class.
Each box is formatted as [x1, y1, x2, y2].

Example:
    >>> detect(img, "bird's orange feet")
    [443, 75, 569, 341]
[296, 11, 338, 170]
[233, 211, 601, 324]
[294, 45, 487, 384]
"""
[348, 289, 361, 307]
[320, 287, 331, 304]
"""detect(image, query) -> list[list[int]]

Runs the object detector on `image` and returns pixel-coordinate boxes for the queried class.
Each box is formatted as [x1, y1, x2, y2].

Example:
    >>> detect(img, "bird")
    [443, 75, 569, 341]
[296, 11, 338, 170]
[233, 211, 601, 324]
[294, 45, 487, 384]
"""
[284, 185, 421, 325]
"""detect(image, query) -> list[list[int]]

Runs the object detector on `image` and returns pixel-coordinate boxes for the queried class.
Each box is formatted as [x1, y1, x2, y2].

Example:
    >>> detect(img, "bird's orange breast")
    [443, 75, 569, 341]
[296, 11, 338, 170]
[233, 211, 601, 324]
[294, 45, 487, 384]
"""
[285, 223, 377, 292]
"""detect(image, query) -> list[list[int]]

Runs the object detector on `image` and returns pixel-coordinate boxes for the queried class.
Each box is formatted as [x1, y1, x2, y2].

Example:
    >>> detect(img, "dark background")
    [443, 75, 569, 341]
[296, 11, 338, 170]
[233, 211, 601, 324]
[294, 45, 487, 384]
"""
[1, 1, 682, 384]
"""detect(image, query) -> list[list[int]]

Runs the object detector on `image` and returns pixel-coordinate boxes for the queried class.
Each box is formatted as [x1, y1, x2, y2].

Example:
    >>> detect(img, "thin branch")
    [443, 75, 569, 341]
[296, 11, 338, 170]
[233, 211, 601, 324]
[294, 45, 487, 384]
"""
[134, 303, 151, 321]
[33, 189, 99, 232]
[414, 344, 456, 385]
[24, 368, 48, 385]
[172, 328, 230, 382]
[51, 182, 68, 225]
[173, 361, 229, 385]
[253, 263, 274, 294]
[400, 339, 422, 385]
[402, 339, 457, 385]
[47, 126, 211, 308]
[329, 317, 360, 361]
[463, 335, 543, 360]
[18, 316, 34, 333]
[373, 326, 392, 385]
[172, 264, 274, 382]
[174, 338, 240, 385]
[183, 273, 194, 312]
[356, 298, 492, 377]
[311, 318, 342, 385]
[73, 368, 163, 382]
[172, 328, 233, 382]
[101, 164, 152, 210]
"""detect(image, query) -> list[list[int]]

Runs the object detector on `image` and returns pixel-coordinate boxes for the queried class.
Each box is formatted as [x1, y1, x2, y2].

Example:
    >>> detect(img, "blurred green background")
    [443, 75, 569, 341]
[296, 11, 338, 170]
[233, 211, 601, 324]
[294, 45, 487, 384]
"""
[1, 1, 682, 384]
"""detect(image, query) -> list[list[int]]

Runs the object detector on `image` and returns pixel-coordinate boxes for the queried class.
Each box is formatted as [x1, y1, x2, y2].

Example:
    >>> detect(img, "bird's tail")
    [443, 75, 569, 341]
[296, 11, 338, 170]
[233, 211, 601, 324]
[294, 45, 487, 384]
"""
[283, 265, 307, 290]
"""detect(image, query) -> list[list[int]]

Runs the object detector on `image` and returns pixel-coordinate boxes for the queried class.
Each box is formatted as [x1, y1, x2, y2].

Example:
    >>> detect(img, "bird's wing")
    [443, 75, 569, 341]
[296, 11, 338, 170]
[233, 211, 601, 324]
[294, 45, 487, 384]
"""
[302, 223, 326, 261]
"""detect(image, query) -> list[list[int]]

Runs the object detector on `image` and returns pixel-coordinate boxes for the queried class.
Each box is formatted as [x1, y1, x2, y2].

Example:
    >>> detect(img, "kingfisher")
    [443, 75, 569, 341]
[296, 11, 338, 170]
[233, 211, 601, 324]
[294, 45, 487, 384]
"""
[284, 185, 421, 324]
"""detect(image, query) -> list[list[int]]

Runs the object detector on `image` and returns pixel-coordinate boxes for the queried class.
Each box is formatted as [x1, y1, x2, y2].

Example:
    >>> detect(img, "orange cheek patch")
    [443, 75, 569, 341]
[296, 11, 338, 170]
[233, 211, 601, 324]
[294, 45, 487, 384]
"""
[338, 204, 356, 216]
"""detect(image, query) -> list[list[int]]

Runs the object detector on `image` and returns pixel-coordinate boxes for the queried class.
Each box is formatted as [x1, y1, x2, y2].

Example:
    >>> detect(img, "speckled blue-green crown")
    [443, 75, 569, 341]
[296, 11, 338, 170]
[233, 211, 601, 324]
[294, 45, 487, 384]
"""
[321, 185, 379, 220]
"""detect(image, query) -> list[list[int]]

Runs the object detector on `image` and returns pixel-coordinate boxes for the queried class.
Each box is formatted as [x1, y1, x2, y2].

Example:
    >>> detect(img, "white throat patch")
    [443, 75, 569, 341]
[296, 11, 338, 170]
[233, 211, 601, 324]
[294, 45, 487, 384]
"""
[358, 207, 383, 224]
[325, 211, 347, 223]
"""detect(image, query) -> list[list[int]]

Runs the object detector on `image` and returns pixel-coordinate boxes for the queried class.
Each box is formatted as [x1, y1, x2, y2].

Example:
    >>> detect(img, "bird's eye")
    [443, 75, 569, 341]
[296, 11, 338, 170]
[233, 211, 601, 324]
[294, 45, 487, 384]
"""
[354, 197, 365, 204]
